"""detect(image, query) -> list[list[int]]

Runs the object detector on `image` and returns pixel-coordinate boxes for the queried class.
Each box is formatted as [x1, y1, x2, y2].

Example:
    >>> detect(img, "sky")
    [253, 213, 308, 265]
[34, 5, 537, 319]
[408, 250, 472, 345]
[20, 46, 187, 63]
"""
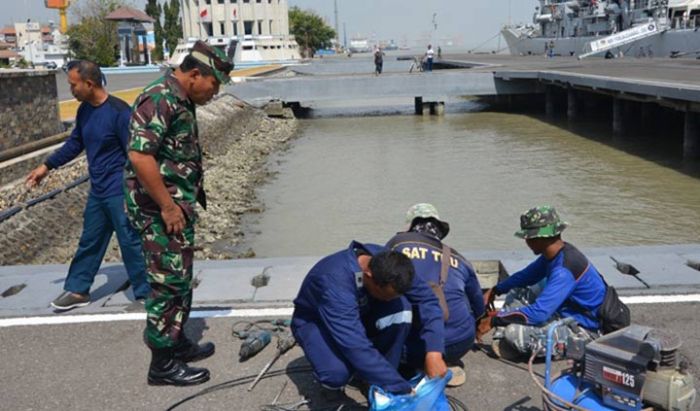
[1, 0, 538, 50]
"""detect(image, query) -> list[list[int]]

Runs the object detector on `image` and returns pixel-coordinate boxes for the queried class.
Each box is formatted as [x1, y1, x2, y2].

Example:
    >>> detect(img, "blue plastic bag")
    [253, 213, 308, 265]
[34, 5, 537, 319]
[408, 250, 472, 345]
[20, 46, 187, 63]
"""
[368, 370, 452, 411]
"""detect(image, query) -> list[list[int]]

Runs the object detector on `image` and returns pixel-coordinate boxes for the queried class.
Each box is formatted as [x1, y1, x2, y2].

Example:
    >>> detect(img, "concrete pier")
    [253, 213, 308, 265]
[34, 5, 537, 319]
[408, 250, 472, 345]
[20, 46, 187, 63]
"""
[414, 97, 445, 116]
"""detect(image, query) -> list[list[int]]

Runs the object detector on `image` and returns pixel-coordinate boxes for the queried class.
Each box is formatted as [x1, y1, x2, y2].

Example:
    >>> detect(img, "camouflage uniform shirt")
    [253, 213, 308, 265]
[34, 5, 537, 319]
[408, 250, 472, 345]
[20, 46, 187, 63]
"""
[124, 71, 206, 228]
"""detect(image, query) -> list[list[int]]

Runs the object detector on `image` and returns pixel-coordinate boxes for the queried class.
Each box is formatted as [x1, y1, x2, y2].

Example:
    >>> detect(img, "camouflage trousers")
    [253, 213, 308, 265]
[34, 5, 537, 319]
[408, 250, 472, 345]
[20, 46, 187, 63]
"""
[138, 218, 196, 349]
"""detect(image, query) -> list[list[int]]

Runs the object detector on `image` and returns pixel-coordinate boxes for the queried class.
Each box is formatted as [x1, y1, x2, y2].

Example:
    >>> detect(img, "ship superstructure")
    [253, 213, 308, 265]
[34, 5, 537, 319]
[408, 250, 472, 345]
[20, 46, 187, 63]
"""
[502, 0, 700, 58]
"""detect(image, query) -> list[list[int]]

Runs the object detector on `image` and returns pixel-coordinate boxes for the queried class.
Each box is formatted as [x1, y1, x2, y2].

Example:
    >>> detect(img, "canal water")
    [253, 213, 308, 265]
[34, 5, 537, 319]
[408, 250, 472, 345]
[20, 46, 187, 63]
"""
[240, 108, 700, 258]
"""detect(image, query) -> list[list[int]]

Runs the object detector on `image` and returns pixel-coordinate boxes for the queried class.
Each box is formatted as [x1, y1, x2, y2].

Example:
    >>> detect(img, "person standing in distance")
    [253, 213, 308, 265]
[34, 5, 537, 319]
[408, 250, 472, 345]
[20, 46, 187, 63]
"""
[124, 41, 233, 386]
[425, 44, 435, 71]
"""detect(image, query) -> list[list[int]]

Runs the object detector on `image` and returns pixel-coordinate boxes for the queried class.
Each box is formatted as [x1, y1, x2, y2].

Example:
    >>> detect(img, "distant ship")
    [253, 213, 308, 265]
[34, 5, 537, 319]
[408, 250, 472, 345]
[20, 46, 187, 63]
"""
[383, 40, 399, 51]
[349, 38, 371, 53]
[502, 0, 700, 59]
[168, 36, 300, 68]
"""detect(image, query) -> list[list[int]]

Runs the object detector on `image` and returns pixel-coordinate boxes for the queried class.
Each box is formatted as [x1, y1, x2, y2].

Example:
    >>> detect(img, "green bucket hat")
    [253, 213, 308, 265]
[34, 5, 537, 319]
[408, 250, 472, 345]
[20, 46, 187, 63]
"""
[189, 40, 233, 85]
[405, 203, 450, 237]
[514, 206, 569, 239]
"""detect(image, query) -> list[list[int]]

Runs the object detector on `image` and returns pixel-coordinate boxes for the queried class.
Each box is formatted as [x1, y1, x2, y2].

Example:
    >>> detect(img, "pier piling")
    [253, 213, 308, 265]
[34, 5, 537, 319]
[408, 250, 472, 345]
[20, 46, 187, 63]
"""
[612, 97, 625, 135]
[545, 86, 556, 118]
[684, 111, 700, 160]
[567, 88, 577, 121]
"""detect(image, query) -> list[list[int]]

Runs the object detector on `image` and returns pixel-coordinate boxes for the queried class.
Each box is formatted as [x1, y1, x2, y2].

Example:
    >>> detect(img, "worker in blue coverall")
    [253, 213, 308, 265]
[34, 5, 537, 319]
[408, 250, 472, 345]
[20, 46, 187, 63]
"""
[386, 203, 484, 387]
[477, 206, 606, 357]
[291, 241, 447, 398]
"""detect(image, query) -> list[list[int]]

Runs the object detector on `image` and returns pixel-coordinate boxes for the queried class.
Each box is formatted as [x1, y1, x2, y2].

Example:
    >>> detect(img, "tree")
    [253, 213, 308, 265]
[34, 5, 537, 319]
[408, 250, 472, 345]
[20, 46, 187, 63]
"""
[66, 0, 126, 67]
[163, 0, 182, 58]
[145, 0, 163, 61]
[288, 7, 336, 58]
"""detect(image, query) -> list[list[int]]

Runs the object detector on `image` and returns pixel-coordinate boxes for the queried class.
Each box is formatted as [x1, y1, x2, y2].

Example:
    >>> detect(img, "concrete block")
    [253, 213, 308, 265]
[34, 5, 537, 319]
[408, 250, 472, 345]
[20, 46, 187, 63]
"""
[588, 256, 641, 289]
[610, 253, 700, 287]
[263, 100, 286, 118]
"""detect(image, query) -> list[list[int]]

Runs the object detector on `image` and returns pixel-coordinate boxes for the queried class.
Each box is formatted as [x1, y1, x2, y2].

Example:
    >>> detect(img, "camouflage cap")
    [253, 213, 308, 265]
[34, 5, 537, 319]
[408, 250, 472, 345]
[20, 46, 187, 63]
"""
[514, 205, 569, 239]
[405, 203, 450, 236]
[189, 40, 233, 84]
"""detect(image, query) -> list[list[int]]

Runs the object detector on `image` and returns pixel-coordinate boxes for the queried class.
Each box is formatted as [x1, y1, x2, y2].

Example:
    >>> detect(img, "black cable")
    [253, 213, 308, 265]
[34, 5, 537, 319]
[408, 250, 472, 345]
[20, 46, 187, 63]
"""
[474, 343, 546, 379]
[165, 366, 312, 411]
[447, 394, 469, 411]
[167, 364, 470, 411]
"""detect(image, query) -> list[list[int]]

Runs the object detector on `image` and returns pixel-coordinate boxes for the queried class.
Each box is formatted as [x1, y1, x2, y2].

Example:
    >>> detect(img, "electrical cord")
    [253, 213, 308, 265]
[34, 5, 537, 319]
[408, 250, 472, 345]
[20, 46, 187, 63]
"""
[166, 363, 469, 411]
[474, 342, 546, 379]
[166, 366, 312, 410]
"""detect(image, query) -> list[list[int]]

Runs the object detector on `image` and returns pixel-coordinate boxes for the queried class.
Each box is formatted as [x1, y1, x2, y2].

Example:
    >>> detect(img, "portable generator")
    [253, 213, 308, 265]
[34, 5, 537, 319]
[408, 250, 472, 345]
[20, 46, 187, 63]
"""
[533, 321, 697, 411]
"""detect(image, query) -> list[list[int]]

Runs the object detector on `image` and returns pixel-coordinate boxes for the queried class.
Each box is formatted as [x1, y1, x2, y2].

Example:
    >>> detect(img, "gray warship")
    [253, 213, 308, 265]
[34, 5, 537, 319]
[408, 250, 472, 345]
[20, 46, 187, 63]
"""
[502, 0, 700, 58]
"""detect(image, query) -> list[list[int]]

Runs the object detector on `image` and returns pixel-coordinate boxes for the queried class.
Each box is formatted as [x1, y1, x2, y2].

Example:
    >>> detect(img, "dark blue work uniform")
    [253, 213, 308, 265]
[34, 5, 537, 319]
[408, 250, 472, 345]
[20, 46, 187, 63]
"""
[494, 242, 606, 330]
[291, 241, 445, 393]
[387, 232, 485, 365]
[45, 96, 149, 299]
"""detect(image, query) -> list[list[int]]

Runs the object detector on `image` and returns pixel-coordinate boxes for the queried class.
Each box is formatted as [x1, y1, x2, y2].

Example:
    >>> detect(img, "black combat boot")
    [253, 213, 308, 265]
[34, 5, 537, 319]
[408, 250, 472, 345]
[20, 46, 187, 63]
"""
[148, 348, 210, 386]
[173, 339, 215, 363]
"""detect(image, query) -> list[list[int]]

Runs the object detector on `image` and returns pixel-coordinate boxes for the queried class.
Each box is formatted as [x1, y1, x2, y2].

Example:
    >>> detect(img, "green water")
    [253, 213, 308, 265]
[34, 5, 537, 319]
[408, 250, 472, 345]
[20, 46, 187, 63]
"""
[240, 112, 700, 257]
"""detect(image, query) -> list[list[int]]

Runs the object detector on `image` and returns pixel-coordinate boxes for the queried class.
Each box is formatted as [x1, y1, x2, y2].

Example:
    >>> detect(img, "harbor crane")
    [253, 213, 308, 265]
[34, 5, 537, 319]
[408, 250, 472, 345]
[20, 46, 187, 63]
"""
[44, 0, 71, 33]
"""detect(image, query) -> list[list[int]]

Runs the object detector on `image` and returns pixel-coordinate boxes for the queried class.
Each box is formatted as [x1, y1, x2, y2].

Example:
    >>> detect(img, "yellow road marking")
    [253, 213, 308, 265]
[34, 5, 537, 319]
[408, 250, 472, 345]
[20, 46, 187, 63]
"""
[59, 87, 145, 121]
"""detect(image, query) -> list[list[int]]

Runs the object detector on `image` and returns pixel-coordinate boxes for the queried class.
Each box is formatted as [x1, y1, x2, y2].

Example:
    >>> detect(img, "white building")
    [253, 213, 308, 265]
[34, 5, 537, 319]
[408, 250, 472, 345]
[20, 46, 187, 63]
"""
[14, 22, 44, 49]
[177, 0, 300, 65]
[182, 0, 292, 39]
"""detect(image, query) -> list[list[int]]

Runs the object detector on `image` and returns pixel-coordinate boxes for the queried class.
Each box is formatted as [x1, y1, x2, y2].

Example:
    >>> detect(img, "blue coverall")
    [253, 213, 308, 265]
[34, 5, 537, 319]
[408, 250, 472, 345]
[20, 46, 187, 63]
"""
[291, 241, 445, 393]
[387, 231, 485, 366]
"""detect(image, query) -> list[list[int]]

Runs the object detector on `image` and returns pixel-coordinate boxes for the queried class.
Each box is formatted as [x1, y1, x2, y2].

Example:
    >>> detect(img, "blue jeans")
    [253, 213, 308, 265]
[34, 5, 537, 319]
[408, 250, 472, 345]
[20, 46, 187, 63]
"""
[64, 193, 150, 299]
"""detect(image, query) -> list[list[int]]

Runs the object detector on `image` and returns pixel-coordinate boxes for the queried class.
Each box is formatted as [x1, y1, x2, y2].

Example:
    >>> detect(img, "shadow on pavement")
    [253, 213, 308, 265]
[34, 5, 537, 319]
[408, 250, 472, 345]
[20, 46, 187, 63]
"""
[504, 396, 540, 411]
[184, 317, 209, 344]
[285, 356, 367, 410]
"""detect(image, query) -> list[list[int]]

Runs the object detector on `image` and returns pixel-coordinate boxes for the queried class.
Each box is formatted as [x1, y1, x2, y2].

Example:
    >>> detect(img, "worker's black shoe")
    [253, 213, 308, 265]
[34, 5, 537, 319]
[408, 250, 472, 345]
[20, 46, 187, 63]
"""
[347, 376, 371, 399]
[148, 348, 210, 386]
[173, 339, 215, 363]
[320, 385, 348, 402]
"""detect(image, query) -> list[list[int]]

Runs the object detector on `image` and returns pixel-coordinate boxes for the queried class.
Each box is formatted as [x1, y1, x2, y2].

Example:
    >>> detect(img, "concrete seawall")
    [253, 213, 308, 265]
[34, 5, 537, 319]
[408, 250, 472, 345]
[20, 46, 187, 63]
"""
[0, 70, 63, 152]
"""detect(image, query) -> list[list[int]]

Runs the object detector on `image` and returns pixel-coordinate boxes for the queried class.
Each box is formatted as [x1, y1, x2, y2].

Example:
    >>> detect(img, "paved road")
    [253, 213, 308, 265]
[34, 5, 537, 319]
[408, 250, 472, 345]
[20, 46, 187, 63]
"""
[1, 302, 698, 410]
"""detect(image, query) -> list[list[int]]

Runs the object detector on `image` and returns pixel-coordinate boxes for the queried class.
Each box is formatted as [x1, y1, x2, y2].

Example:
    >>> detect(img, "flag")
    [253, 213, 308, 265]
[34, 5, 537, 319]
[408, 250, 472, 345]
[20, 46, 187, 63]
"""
[200, 8, 208, 18]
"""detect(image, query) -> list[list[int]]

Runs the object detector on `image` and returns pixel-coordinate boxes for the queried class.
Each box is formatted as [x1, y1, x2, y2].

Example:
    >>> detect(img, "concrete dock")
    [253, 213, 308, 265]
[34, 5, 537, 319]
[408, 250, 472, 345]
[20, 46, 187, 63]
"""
[2, 244, 700, 410]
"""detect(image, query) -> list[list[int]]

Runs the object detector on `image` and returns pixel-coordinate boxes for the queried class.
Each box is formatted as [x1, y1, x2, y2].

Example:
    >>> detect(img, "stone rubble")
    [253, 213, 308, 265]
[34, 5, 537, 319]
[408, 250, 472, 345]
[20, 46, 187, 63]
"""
[0, 94, 297, 266]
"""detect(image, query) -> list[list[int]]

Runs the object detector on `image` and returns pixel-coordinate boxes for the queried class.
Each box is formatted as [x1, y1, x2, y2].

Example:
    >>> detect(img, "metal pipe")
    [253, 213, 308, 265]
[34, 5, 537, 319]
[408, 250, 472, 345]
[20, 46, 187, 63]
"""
[0, 131, 70, 163]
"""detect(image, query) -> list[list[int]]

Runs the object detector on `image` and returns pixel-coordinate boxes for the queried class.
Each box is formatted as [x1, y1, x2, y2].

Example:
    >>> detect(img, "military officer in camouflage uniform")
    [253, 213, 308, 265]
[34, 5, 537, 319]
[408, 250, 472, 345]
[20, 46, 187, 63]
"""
[477, 206, 606, 358]
[124, 41, 233, 386]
